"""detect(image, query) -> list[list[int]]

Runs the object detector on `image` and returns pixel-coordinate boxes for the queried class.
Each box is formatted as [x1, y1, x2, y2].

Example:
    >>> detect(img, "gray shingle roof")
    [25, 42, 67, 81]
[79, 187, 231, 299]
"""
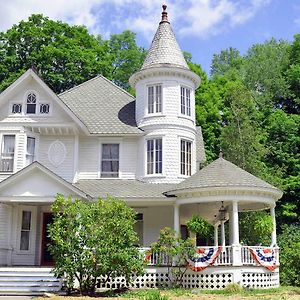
[167, 157, 281, 194]
[141, 19, 189, 70]
[196, 126, 206, 164]
[59, 76, 141, 135]
[75, 179, 176, 199]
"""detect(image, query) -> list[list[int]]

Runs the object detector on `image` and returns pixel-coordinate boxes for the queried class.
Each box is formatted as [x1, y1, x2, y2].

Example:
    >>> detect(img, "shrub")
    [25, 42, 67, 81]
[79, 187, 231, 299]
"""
[224, 283, 244, 293]
[186, 215, 213, 239]
[48, 194, 144, 295]
[278, 224, 300, 286]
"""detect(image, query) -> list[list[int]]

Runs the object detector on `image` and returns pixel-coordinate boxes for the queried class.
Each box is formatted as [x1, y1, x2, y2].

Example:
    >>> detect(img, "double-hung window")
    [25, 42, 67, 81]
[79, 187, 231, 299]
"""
[0, 135, 15, 172]
[20, 210, 32, 251]
[101, 144, 119, 178]
[180, 87, 191, 116]
[148, 85, 162, 114]
[180, 139, 192, 176]
[26, 137, 35, 165]
[147, 138, 162, 175]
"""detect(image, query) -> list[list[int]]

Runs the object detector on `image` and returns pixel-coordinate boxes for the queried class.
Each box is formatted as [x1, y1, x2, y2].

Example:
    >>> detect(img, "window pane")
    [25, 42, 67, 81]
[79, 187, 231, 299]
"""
[181, 87, 185, 114]
[156, 85, 162, 113]
[102, 144, 119, 159]
[20, 231, 30, 251]
[1, 135, 15, 172]
[186, 89, 191, 116]
[180, 140, 192, 176]
[148, 86, 154, 113]
[101, 144, 119, 177]
[40, 104, 50, 114]
[12, 104, 22, 114]
[22, 211, 31, 230]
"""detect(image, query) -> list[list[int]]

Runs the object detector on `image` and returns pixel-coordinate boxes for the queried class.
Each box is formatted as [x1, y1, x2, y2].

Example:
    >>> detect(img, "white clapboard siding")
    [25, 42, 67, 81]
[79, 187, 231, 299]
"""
[120, 138, 137, 179]
[38, 135, 75, 182]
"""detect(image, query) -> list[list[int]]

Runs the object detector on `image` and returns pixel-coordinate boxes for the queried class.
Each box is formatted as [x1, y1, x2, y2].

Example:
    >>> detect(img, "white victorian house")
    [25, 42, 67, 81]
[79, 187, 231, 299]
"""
[0, 5, 282, 294]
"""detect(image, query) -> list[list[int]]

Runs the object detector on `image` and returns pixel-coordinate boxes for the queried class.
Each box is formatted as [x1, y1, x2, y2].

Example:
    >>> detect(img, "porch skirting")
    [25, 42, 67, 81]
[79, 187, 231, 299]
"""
[97, 266, 279, 290]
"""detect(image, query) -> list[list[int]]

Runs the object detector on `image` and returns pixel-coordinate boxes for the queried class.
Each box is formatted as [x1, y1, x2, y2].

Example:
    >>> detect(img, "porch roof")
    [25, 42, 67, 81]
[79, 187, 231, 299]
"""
[74, 179, 175, 199]
[166, 156, 283, 199]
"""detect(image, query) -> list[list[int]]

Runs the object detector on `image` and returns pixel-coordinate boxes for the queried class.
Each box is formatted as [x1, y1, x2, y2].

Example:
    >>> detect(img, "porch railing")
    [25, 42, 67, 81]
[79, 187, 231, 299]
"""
[140, 245, 279, 267]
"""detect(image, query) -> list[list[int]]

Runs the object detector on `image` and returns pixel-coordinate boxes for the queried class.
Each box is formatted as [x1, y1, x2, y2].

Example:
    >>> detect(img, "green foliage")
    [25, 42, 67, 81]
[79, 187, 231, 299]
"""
[186, 216, 213, 238]
[48, 194, 143, 295]
[151, 227, 195, 288]
[0, 14, 145, 94]
[240, 211, 273, 245]
[224, 283, 244, 293]
[278, 224, 300, 286]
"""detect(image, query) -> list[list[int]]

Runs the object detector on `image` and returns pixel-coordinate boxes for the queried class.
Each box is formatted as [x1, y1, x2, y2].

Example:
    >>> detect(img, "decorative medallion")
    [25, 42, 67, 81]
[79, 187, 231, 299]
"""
[48, 140, 67, 167]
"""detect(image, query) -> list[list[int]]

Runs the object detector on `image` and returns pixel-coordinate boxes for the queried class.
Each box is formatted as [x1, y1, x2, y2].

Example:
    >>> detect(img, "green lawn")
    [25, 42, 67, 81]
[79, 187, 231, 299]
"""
[36, 286, 300, 300]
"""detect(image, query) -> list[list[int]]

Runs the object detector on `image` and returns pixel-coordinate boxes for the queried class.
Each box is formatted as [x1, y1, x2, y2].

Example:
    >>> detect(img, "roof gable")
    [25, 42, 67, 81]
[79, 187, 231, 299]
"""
[0, 162, 89, 199]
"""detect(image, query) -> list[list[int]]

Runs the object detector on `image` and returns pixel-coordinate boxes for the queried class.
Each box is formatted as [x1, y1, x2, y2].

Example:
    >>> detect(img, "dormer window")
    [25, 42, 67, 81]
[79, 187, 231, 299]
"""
[26, 93, 37, 114]
[148, 85, 162, 114]
[180, 87, 191, 116]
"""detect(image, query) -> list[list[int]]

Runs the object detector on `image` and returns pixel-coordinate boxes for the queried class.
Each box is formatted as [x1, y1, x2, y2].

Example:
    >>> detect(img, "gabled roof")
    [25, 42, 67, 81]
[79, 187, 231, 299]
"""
[75, 179, 175, 199]
[0, 161, 90, 199]
[166, 156, 282, 197]
[59, 76, 142, 135]
[141, 6, 189, 70]
[0, 69, 88, 133]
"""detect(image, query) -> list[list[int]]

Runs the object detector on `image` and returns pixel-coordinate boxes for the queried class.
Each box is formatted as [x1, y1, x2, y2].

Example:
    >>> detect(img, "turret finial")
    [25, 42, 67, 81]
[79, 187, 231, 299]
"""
[160, 4, 169, 23]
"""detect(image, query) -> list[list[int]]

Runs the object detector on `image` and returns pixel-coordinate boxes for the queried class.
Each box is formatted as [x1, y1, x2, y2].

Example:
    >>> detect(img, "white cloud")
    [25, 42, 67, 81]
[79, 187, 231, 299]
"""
[0, 0, 271, 39]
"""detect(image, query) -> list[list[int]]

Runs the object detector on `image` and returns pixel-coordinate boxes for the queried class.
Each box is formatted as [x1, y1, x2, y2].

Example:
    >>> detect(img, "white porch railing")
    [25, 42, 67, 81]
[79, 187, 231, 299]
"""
[140, 246, 279, 267]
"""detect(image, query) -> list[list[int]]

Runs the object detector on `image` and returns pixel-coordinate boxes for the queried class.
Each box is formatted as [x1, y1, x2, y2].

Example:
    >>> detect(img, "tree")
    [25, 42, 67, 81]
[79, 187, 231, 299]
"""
[0, 14, 112, 93]
[48, 194, 143, 295]
[107, 30, 146, 92]
[151, 227, 195, 288]
[278, 224, 300, 286]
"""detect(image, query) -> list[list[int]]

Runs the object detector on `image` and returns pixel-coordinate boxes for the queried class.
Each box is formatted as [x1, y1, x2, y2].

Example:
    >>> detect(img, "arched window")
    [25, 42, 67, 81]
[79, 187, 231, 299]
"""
[26, 92, 37, 114]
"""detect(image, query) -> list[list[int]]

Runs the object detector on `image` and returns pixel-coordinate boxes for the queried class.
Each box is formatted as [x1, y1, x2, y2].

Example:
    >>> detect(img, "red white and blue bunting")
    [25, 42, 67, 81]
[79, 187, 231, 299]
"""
[249, 248, 279, 271]
[188, 246, 222, 272]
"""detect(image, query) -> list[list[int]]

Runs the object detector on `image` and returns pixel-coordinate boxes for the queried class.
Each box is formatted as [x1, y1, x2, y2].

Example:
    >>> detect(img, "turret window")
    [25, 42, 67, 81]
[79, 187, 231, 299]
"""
[180, 139, 192, 176]
[147, 138, 162, 174]
[148, 85, 162, 114]
[180, 87, 191, 116]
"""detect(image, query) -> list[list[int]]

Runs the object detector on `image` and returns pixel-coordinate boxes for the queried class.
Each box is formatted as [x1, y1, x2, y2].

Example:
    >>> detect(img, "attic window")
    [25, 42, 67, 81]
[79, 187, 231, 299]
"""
[40, 103, 50, 114]
[26, 93, 37, 114]
[12, 104, 22, 114]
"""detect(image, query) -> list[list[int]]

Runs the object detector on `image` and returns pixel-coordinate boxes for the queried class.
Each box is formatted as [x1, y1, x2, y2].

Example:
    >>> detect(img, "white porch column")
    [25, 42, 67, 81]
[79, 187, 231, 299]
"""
[173, 203, 180, 236]
[214, 224, 219, 246]
[270, 204, 277, 246]
[220, 221, 225, 247]
[231, 201, 240, 246]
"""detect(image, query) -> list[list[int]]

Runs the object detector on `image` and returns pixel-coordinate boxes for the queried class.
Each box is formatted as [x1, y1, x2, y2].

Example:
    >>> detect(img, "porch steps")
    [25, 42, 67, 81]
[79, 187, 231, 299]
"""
[0, 267, 62, 295]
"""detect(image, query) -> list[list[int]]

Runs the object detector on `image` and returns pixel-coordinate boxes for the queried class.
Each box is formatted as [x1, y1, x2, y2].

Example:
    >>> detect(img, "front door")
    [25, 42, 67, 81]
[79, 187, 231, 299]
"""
[41, 212, 54, 266]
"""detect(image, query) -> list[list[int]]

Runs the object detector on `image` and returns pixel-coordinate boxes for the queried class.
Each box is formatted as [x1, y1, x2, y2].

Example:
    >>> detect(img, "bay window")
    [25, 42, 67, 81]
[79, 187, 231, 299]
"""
[0, 135, 15, 172]
[147, 138, 162, 175]
[101, 144, 119, 178]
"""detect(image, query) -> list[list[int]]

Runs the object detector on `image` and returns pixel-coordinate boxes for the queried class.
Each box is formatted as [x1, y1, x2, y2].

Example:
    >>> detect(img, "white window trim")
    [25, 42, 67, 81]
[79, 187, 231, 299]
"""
[178, 85, 194, 119]
[146, 83, 164, 116]
[0, 133, 16, 174]
[178, 136, 193, 179]
[98, 138, 123, 179]
[25, 133, 39, 166]
[16, 205, 37, 255]
[144, 136, 165, 178]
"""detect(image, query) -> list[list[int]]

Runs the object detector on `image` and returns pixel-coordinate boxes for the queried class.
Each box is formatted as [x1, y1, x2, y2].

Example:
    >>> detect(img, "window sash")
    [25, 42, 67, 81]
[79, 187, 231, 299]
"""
[180, 140, 192, 176]
[101, 144, 119, 177]
[147, 138, 162, 175]
[148, 85, 162, 114]
[26, 137, 35, 165]
[181, 87, 191, 116]
[20, 211, 31, 251]
[0, 135, 15, 172]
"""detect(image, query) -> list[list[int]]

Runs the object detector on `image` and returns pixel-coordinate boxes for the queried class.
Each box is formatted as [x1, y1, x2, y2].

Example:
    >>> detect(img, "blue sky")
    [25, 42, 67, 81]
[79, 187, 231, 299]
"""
[0, 0, 299, 74]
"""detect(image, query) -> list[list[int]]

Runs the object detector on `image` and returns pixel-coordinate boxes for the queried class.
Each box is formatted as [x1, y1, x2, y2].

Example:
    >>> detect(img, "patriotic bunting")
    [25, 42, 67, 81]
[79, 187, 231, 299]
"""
[188, 246, 222, 272]
[249, 247, 278, 271]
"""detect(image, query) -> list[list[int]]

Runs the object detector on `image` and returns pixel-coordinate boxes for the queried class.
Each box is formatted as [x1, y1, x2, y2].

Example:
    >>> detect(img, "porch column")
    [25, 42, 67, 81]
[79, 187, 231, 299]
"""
[270, 204, 277, 246]
[220, 221, 225, 247]
[214, 224, 219, 246]
[173, 203, 180, 236]
[231, 201, 240, 246]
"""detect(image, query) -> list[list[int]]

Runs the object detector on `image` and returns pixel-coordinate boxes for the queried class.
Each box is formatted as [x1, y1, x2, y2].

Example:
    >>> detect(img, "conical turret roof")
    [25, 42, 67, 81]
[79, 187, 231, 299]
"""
[141, 5, 189, 70]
